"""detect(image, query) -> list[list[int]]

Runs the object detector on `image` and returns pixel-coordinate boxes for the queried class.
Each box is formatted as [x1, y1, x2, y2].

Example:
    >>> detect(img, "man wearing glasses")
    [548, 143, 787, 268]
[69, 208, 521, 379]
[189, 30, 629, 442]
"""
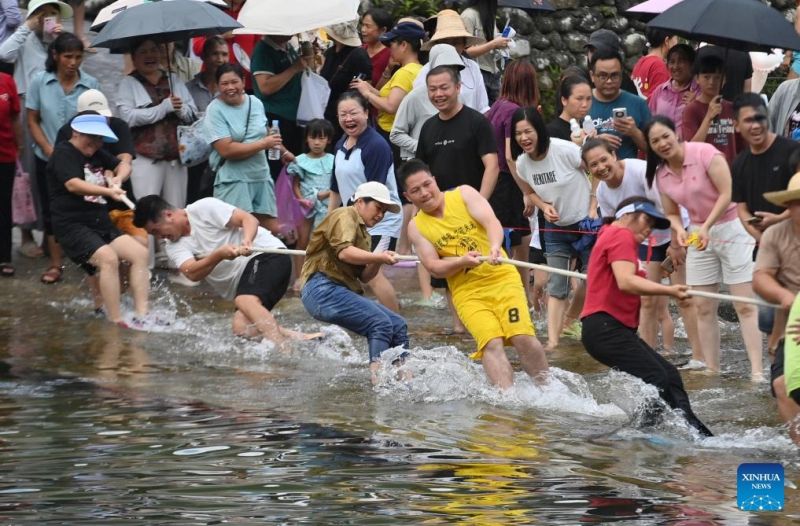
[588, 48, 651, 160]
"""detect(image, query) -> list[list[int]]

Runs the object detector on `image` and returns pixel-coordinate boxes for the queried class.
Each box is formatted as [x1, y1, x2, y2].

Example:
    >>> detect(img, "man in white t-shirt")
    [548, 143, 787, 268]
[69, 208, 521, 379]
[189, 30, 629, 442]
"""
[134, 195, 320, 345]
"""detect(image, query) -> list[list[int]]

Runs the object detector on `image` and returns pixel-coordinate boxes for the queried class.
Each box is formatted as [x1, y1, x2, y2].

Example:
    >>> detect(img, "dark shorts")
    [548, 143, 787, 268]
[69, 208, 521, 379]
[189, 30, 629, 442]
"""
[769, 339, 800, 405]
[489, 172, 528, 246]
[370, 235, 397, 252]
[235, 253, 292, 310]
[638, 241, 669, 263]
[529, 246, 546, 265]
[55, 218, 122, 268]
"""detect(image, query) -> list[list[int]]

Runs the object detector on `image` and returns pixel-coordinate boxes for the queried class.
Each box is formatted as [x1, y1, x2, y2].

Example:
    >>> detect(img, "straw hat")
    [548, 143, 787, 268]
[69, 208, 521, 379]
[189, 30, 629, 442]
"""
[422, 9, 485, 51]
[764, 172, 800, 207]
[324, 20, 362, 48]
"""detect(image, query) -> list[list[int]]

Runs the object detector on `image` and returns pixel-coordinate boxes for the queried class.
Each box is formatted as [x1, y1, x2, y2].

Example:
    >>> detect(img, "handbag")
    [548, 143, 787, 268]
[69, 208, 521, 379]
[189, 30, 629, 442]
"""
[12, 160, 37, 225]
[177, 115, 211, 167]
[297, 70, 330, 124]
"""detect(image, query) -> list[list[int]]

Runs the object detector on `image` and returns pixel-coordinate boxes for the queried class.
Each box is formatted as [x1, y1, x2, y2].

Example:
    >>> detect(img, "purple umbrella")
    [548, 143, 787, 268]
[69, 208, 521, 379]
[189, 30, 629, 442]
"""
[626, 0, 684, 21]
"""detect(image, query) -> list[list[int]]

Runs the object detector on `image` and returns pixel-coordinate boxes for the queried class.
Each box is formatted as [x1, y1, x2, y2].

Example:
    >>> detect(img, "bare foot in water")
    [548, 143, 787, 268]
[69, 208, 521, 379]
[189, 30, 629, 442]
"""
[279, 327, 324, 340]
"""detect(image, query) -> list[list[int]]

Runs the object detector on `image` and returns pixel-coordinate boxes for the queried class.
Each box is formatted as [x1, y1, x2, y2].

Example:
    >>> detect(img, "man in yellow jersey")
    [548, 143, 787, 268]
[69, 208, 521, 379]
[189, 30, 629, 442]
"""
[400, 159, 549, 388]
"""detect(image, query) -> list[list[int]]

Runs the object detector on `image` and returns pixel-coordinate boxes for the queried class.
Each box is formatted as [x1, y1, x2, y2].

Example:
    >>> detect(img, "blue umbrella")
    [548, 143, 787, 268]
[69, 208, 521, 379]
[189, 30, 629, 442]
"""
[91, 0, 241, 53]
[647, 0, 800, 52]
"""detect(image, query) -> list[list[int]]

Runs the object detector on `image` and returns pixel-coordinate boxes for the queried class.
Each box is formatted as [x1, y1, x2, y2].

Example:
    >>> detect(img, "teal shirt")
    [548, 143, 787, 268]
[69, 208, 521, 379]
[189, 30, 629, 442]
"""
[25, 69, 100, 160]
[251, 37, 301, 121]
[205, 95, 270, 184]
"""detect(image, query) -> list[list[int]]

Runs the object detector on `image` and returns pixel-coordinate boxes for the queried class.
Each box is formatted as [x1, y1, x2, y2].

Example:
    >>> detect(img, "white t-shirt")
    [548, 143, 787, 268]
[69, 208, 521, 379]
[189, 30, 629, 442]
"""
[165, 198, 286, 300]
[515, 138, 590, 226]
[596, 158, 671, 246]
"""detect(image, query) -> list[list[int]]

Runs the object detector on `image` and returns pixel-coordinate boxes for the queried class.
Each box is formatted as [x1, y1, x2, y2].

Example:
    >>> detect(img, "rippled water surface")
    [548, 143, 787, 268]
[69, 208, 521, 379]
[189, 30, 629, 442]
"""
[1, 263, 798, 524]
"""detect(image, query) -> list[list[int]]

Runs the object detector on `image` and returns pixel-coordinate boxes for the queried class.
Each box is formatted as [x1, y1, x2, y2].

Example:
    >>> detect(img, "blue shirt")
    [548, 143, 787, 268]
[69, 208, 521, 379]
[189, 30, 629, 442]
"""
[589, 91, 651, 160]
[205, 95, 270, 184]
[332, 126, 402, 237]
[25, 69, 100, 160]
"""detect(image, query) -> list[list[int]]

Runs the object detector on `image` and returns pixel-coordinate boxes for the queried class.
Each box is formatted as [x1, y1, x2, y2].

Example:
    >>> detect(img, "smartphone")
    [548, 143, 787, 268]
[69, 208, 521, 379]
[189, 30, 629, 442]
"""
[746, 216, 763, 224]
[612, 107, 627, 119]
[660, 255, 675, 275]
[42, 16, 57, 43]
[352, 73, 365, 81]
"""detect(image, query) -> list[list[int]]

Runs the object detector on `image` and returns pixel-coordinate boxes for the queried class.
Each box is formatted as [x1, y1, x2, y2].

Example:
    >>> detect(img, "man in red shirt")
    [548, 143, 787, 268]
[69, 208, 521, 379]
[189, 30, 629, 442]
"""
[631, 27, 674, 99]
[581, 197, 713, 436]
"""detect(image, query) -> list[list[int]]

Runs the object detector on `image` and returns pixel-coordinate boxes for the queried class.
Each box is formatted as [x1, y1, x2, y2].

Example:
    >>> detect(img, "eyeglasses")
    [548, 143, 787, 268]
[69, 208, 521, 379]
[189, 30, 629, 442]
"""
[594, 72, 621, 82]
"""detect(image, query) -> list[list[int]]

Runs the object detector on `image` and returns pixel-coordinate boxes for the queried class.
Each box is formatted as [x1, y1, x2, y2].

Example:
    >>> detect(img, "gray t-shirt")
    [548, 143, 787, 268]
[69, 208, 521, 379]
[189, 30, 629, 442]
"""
[515, 138, 590, 226]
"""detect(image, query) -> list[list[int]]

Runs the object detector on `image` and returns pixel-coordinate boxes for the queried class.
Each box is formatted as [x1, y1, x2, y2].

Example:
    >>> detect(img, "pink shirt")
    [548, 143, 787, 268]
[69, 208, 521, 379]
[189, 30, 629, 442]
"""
[647, 79, 700, 138]
[655, 142, 738, 225]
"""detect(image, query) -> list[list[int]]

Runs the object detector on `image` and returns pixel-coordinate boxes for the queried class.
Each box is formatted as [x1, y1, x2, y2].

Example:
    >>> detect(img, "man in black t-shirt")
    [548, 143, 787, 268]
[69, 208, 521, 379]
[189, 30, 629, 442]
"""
[416, 65, 498, 199]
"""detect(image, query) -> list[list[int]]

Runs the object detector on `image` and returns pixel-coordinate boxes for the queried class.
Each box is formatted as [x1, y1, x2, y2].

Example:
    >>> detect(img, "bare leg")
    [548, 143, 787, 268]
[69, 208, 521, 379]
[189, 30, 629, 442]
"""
[546, 296, 567, 349]
[110, 235, 149, 317]
[671, 264, 703, 361]
[693, 283, 721, 373]
[773, 375, 800, 445]
[365, 268, 399, 312]
[510, 334, 549, 384]
[416, 264, 434, 301]
[511, 241, 530, 304]
[234, 294, 288, 345]
[562, 280, 586, 331]
[89, 245, 123, 322]
[397, 203, 414, 254]
[639, 261, 662, 348]
[531, 269, 548, 316]
[657, 296, 675, 352]
[446, 289, 465, 333]
[481, 338, 514, 389]
[292, 218, 313, 291]
[233, 309, 260, 338]
[87, 274, 103, 310]
[729, 281, 764, 380]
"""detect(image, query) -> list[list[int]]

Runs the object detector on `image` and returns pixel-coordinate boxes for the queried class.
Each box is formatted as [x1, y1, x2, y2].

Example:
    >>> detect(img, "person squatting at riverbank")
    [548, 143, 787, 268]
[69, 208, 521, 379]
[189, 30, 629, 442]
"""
[401, 159, 549, 390]
[300, 181, 408, 383]
[580, 197, 713, 437]
[133, 195, 320, 347]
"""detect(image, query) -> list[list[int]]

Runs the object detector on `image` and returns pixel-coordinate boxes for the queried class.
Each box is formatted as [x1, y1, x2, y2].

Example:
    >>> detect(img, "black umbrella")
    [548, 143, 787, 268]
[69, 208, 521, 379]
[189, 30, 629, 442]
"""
[498, 0, 555, 12]
[647, 0, 800, 52]
[91, 0, 241, 53]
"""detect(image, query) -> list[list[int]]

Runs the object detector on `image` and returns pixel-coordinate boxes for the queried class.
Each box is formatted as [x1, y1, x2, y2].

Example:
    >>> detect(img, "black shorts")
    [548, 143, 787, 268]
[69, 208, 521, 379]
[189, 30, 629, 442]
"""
[489, 172, 528, 246]
[769, 339, 800, 404]
[370, 235, 397, 252]
[528, 246, 546, 264]
[638, 241, 669, 263]
[235, 253, 292, 310]
[55, 218, 122, 268]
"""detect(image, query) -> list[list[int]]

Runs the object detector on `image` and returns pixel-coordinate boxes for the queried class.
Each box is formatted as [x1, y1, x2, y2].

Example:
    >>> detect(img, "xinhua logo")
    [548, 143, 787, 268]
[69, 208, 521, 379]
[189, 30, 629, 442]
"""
[737, 463, 784, 512]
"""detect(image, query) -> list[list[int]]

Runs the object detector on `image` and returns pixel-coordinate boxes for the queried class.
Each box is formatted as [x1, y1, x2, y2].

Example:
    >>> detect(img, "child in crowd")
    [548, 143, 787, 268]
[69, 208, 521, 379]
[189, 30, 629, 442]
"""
[287, 118, 335, 290]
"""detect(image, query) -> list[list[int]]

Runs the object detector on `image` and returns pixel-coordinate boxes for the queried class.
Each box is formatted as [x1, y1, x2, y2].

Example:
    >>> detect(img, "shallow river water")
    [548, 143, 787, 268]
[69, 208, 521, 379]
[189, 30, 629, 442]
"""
[0, 262, 798, 524]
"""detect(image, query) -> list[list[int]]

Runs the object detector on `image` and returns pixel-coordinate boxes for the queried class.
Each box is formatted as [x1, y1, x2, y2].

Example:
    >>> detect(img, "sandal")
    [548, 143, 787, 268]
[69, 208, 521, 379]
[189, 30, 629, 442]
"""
[40, 265, 63, 284]
[0, 263, 14, 277]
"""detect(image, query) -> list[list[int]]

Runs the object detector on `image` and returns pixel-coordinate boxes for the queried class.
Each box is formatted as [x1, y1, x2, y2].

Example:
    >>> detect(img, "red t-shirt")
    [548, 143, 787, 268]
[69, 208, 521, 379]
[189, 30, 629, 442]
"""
[365, 45, 391, 87]
[581, 224, 646, 328]
[631, 55, 670, 99]
[682, 99, 741, 165]
[0, 73, 20, 163]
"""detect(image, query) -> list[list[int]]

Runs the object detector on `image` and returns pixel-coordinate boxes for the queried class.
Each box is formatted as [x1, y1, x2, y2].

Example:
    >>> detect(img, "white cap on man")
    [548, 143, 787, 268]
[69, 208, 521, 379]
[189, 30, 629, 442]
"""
[353, 181, 401, 214]
[77, 89, 112, 117]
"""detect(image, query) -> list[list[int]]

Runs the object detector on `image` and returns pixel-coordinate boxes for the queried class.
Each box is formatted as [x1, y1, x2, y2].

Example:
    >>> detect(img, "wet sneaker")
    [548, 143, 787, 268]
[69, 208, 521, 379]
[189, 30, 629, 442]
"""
[679, 359, 707, 371]
[561, 321, 582, 340]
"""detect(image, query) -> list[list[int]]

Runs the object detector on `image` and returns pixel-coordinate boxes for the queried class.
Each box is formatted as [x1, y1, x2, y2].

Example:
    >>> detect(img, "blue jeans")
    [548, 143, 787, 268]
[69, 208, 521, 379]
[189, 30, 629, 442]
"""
[301, 273, 408, 362]
[543, 220, 593, 299]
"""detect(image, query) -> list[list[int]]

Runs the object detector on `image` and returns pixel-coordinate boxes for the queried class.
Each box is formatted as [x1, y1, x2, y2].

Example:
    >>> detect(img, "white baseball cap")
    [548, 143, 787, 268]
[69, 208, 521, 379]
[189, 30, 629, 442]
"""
[353, 181, 401, 214]
[77, 89, 112, 117]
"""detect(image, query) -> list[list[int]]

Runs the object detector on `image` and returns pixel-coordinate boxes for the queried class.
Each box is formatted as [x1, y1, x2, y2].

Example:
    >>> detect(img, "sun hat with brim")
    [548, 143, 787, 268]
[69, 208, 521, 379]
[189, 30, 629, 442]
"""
[615, 201, 671, 230]
[324, 20, 362, 48]
[764, 172, 800, 207]
[71, 114, 118, 143]
[379, 20, 427, 44]
[353, 181, 401, 214]
[422, 9, 485, 51]
[26, 0, 73, 20]
[429, 43, 465, 70]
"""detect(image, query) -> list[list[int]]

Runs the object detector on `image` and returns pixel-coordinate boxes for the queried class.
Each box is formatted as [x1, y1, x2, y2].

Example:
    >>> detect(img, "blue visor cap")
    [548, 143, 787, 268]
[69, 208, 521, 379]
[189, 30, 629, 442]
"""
[615, 201, 671, 230]
[380, 21, 427, 44]
[70, 114, 118, 143]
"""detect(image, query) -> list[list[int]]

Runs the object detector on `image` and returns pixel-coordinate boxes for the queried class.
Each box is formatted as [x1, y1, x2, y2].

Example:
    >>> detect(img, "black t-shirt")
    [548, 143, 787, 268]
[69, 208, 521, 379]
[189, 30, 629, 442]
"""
[696, 46, 753, 101]
[547, 117, 573, 141]
[47, 141, 121, 224]
[56, 117, 136, 211]
[320, 46, 372, 126]
[416, 106, 497, 191]
[732, 135, 800, 215]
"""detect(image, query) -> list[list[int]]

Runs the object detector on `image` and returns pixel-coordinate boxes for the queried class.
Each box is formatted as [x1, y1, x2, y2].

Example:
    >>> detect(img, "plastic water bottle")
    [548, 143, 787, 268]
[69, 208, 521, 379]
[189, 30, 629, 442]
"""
[268, 120, 281, 161]
[569, 118, 581, 140]
[582, 115, 595, 136]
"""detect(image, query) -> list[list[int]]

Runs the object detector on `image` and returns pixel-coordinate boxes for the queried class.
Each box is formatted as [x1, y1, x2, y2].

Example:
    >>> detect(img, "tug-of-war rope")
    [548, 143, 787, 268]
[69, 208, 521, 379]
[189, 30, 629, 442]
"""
[250, 247, 779, 309]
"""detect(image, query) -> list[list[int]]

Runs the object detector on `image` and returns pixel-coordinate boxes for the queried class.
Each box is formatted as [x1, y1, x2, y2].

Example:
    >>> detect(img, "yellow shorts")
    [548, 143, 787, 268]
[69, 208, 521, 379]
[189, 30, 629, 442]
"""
[109, 209, 147, 239]
[454, 279, 536, 359]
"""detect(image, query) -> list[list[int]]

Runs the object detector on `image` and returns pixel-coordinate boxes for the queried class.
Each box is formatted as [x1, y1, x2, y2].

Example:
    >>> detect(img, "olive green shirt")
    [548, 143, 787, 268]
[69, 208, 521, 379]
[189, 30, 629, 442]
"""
[300, 206, 370, 293]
